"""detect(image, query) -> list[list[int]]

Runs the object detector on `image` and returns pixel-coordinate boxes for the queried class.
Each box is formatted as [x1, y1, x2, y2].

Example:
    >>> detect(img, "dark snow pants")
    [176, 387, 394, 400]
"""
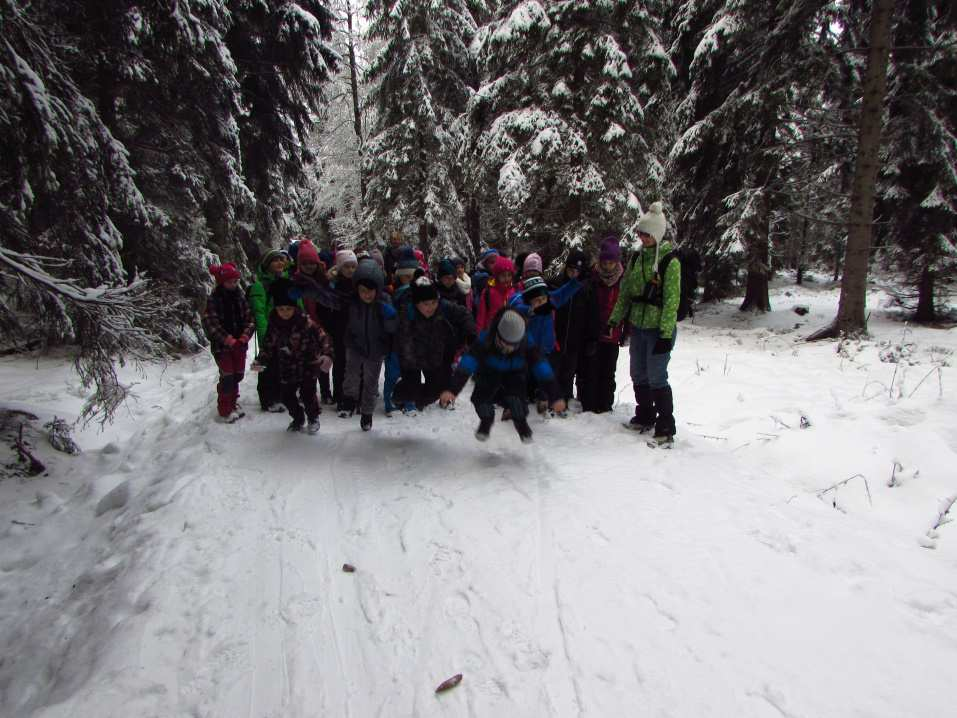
[343, 349, 383, 416]
[280, 377, 319, 426]
[393, 367, 450, 409]
[580, 342, 619, 413]
[257, 357, 281, 410]
[470, 371, 529, 421]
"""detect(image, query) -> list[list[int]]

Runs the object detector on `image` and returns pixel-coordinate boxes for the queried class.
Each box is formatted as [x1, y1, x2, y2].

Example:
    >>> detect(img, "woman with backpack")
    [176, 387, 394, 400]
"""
[608, 202, 680, 447]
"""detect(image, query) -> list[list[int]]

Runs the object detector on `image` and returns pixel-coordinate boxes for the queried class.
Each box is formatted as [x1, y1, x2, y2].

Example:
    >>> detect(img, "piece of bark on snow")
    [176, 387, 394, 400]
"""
[435, 674, 463, 693]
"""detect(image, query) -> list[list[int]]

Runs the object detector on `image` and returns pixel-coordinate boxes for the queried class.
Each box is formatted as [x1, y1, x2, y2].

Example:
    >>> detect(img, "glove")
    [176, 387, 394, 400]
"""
[380, 302, 397, 320]
[584, 342, 598, 357]
[316, 355, 333, 373]
[653, 335, 674, 355]
[224, 336, 237, 347]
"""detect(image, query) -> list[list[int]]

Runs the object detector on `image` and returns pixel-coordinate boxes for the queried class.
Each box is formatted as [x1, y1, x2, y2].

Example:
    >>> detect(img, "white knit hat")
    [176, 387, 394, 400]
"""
[636, 201, 667, 242]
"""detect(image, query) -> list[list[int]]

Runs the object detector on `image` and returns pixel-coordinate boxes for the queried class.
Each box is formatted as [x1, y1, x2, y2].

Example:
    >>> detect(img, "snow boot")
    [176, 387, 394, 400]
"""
[306, 419, 320, 434]
[287, 420, 303, 432]
[514, 417, 534, 444]
[267, 403, 286, 413]
[501, 407, 512, 422]
[337, 398, 355, 419]
[360, 414, 373, 431]
[652, 385, 676, 439]
[475, 416, 494, 442]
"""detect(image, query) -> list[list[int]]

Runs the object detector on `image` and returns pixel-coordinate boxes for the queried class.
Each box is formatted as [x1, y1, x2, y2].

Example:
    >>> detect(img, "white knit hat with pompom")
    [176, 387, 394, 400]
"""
[636, 201, 667, 242]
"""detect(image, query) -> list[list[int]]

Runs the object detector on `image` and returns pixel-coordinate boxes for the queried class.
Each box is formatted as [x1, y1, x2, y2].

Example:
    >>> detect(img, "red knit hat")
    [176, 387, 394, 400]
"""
[209, 263, 241, 284]
[296, 240, 321, 267]
[491, 256, 515, 277]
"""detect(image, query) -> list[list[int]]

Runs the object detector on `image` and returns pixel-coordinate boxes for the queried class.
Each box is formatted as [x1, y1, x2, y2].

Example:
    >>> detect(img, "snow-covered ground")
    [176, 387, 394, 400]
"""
[1, 277, 956, 718]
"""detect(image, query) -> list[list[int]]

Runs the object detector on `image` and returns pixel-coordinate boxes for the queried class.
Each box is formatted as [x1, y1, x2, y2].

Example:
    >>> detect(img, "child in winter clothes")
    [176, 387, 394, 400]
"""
[470, 248, 499, 311]
[383, 246, 420, 414]
[393, 277, 476, 413]
[342, 259, 397, 431]
[476, 256, 516, 333]
[508, 273, 583, 414]
[202, 263, 256, 423]
[441, 308, 566, 443]
[252, 279, 333, 433]
[452, 257, 473, 312]
[552, 249, 592, 405]
[436, 259, 469, 307]
[522, 253, 543, 282]
[327, 250, 358, 415]
[608, 202, 680, 445]
[290, 239, 339, 405]
[580, 236, 626, 414]
[248, 249, 292, 412]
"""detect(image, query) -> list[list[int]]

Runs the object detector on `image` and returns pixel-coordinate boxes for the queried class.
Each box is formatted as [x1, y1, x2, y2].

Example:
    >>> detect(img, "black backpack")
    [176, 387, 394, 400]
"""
[628, 246, 701, 321]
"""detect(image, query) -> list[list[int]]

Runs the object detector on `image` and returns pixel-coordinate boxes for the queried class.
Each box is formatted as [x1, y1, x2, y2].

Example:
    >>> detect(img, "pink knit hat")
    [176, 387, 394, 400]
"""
[523, 253, 543, 274]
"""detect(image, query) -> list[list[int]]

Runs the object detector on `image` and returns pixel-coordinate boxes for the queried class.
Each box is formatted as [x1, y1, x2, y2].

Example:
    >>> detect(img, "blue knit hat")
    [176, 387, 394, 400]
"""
[437, 259, 456, 278]
[396, 246, 419, 271]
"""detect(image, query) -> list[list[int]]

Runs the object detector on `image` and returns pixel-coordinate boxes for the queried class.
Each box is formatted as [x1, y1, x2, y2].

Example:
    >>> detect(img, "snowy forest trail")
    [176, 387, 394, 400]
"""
[2, 283, 957, 717]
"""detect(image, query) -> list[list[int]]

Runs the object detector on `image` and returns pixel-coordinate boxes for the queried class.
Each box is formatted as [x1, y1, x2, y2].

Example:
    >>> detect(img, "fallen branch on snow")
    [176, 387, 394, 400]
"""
[14, 424, 45, 475]
[817, 473, 872, 509]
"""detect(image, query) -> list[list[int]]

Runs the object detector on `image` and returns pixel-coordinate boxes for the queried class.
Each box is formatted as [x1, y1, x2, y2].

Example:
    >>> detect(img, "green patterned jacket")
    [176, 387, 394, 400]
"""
[608, 241, 681, 339]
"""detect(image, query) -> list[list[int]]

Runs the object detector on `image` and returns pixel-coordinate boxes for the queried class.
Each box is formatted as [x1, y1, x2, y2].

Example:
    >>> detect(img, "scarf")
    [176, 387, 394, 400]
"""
[598, 262, 624, 287]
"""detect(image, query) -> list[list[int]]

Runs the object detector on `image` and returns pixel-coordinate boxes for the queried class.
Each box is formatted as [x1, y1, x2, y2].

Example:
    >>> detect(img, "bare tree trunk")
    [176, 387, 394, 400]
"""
[915, 266, 935, 323]
[811, 0, 894, 340]
[740, 193, 772, 312]
[346, 3, 365, 201]
[465, 195, 481, 262]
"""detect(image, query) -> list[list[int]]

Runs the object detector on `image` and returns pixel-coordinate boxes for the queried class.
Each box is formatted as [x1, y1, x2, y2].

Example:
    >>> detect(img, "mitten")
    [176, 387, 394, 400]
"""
[652, 335, 674, 355]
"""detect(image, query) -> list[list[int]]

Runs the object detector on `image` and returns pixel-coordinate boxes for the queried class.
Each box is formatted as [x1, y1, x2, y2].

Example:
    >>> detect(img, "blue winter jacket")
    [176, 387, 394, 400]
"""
[507, 278, 582, 355]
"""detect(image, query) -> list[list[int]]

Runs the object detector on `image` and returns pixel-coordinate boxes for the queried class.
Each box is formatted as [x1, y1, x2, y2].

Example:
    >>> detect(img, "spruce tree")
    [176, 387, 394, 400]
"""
[362, 0, 480, 260]
[668, 0, 830, 308]
[469, 0, 669, 260]
[876, 0, 957, 322]
[226, 0, 339, 252]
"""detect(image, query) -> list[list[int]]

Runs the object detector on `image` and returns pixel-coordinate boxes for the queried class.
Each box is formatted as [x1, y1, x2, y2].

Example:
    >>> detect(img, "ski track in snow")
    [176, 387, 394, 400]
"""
[1, 281, 956, 717]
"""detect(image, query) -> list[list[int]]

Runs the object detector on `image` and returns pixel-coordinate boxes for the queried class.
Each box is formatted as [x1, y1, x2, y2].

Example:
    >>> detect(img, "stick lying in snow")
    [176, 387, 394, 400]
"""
[435, 674, 462, 693]
[342, 563, 356, 573]
[817, 473, 872, 508]
[15, 424, 45, 475]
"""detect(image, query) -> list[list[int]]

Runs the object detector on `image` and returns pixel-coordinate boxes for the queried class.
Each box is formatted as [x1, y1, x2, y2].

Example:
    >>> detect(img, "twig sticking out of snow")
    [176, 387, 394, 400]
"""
[908, 366, 943, 399]
[817, 473, 872, 509]
[932, 496, 956, 531]
[889, 461, 903, 488]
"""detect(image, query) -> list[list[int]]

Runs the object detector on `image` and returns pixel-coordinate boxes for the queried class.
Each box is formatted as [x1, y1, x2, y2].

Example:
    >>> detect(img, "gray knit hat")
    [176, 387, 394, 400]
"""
[496, 309, 526, 345]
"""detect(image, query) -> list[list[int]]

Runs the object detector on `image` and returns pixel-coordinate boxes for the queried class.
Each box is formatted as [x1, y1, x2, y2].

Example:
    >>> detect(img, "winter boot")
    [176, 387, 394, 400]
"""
[626, 384, 656, 432]
[652, 385, 676, 441]
[501, 407, 512, 422]
[513, 417, 534, 444]
[360, 414, 373, 431]
[267, 403, 286, 413]
[337, 398, 355, 418]
[475, 416, 494, 442]
[306, 418, 320, 434]
[287, 419, 303, 432]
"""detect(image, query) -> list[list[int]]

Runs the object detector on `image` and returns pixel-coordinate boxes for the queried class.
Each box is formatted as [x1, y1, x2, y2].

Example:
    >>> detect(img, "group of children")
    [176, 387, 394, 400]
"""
[201, 201, 680, 446]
